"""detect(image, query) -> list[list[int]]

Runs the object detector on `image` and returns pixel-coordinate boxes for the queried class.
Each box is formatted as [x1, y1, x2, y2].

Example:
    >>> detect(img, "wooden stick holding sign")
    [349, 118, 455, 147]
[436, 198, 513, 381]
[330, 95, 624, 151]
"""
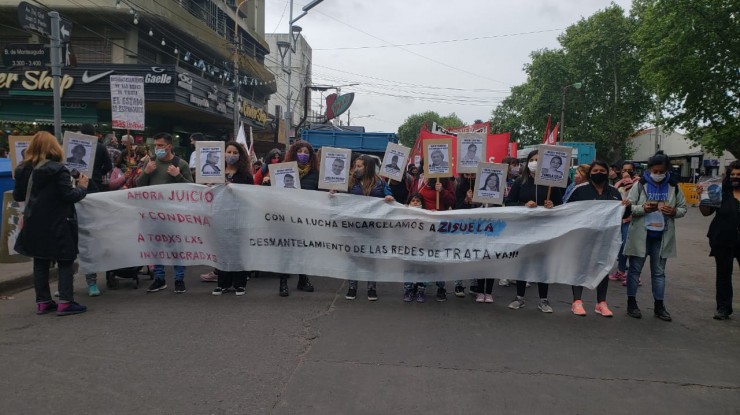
[423, 138, 454, 211]
[534, 144, 573, 203]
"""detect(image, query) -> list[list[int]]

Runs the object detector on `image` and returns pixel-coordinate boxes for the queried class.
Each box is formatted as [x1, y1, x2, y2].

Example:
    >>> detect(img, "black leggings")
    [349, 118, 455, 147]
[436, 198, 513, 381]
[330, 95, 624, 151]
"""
[572, 277, 608, 303]
[516, 281, 548, 298]
[714, 246, 739, 314]
[476, 279, 494, 294]
[217, 270, 248, 289]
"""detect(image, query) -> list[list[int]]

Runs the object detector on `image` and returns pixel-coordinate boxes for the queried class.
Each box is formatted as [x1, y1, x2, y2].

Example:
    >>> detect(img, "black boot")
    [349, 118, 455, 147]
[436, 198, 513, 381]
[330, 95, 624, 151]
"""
[654, 300, 672, 321]
[296, 274, 314, 292]
[627, 296, 642, 319]
[279, 276, 289, 297]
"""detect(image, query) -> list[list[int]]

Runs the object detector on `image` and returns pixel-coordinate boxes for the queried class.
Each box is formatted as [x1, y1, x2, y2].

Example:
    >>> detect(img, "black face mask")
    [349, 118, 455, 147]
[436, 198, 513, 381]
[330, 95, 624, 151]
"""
[591, 172, 608, 184]
[731, 178, 740, 188]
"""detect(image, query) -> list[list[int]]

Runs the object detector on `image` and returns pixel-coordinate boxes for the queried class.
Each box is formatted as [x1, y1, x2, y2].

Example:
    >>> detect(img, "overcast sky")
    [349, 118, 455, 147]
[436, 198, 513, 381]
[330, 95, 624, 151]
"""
[264, 0, 634, 135]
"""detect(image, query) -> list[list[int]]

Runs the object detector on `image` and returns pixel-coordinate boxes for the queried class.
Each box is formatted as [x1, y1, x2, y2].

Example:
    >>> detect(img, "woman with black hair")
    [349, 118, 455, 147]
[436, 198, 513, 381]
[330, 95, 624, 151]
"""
[504, 149, 562, 313]
[211, 141, 254, 296]
[623, 150, 687, 321]
[566, 160, 631, 317]
[697, 160, 740, 320]
[253, 148, 283, 186]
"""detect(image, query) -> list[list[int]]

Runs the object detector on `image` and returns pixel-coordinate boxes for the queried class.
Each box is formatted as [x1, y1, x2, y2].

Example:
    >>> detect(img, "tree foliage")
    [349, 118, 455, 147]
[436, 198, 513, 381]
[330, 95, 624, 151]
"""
[632, 0, 740, 158]
[397, 111, 464, 147]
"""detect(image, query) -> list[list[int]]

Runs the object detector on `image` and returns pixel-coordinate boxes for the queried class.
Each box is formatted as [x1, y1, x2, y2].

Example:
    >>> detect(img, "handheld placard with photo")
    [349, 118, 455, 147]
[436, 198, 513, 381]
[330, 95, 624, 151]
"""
[456, 133, 487, 174]
[62, 131, 98, 176]
[472, 163, 508, 205]
[534, 144, 573, 189]
[9, 136, 33, 177]
[380, 143, 411, 182]
[195, 141, 225, 184]
[318, 146, 351, 191]
[268, 161, 302, 190]
[423, 138, 453, 178]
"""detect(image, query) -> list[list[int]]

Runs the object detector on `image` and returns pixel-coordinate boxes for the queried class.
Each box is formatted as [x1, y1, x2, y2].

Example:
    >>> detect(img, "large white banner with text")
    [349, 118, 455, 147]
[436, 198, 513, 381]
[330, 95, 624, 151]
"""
[77, 184, 624, 288]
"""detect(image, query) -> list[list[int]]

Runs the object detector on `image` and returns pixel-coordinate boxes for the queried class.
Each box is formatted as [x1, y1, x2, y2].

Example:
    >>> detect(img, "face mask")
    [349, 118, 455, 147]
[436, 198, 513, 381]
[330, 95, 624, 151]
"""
[409, 204, 422, 209]
[590, 172, 608, 184]
[353, 169, 364, 179]
[225, 155, 239, 166]
[155, 149, 167, 159]
[731, 178, 740, 188]
[296, 153, 310, 165]
[527, 161, 537, 173]
[650, 173, 666, 182]
[510, 167, 520, 176]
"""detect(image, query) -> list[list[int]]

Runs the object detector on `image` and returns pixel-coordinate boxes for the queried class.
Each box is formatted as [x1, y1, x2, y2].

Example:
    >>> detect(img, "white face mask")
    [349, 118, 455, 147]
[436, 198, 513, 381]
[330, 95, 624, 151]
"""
[650, 173, 666, 182]
[527, 161, 538, 173]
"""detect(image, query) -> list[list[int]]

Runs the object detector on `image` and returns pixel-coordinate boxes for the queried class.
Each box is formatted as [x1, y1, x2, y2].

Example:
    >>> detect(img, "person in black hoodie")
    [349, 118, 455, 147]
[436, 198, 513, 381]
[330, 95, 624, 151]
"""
[14, 132, 89, 316]
[698, 160, 740, 320]
[566, 160, 631, 317]
[277, 141, 319, 296]
[504, 149, 563, 313]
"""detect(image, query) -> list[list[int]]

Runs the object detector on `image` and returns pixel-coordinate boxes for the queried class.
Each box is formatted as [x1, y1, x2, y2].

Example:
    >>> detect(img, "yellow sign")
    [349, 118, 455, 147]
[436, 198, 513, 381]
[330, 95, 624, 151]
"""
[240, 102, 267, 124]
[0, 71, 75, 97]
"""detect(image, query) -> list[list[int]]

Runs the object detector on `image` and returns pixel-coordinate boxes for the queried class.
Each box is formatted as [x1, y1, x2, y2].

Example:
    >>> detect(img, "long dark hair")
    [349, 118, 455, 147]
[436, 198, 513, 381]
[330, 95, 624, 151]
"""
[284, 141, 318, 171]
[224, 140, 253, 181]
[264, 148, 283, 164]
[722, 160, 740, 194]
[350, 154, 381, 196]
[588, 159, 610, 184]
[520, 149, 538, 184]
[480, 173, 499, 191]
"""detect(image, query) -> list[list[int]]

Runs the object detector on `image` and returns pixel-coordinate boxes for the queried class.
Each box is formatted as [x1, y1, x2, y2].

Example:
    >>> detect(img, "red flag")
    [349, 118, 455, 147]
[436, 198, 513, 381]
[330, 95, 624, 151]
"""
[544, 123, 559, 145]
[542, 115, 552, 144]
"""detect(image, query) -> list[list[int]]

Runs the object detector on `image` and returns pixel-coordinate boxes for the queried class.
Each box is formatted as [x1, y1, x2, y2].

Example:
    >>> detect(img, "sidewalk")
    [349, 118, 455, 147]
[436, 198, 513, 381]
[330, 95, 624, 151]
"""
[0, 261, 78, 296]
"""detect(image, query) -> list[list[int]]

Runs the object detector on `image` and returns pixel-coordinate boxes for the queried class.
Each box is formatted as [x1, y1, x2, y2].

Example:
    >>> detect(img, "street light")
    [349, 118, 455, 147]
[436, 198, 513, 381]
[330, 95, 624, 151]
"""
[233, 0, 250, 139]
[347, 113, 374, 126]
[560, 81, 582, 142]
[283, 0, 324, 144]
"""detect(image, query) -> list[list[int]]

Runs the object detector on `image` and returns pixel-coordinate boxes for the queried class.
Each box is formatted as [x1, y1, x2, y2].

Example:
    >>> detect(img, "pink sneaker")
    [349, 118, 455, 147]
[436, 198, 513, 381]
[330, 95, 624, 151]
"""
[571, 300, 587, 316]
[200, 271, 218, 282]
[475, 293, 485, 303]
[608, 271, 621, 281]
[36, 301, 57, 315]
[595, 301, 613, 317]
[484, 294, 494, 303]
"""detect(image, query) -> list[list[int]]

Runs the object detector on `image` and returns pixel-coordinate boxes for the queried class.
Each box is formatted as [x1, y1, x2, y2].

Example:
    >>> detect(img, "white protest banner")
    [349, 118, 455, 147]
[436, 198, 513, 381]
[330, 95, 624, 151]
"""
[77, 184, 624, 288]
[110, 75, 145, 131]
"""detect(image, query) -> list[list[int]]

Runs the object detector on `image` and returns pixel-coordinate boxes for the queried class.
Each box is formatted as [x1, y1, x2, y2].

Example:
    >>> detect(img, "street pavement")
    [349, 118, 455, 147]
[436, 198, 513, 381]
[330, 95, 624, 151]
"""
[1, 207, 738, 414]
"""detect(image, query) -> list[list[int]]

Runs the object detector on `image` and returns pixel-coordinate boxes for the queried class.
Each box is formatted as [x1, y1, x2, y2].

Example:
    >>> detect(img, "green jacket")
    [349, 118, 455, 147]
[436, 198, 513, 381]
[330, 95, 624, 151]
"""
[623, 180, 687, 259]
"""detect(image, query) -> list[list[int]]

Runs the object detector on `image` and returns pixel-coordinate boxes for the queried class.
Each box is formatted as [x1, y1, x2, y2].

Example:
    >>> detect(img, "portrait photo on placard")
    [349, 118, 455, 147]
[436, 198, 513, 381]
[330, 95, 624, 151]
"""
[8, 136, 32, 176]
[534, 144, 573, 188]
[62, 131, 98, 176]
[195, 141, 225, 184]
[318, 147, 351, 191]
[268, 162, 302, 190]
[423, 138, 453, 178]
[473, 162, 508, 205]
[456, 133, 486, 173]
[380, 143, 411, 181]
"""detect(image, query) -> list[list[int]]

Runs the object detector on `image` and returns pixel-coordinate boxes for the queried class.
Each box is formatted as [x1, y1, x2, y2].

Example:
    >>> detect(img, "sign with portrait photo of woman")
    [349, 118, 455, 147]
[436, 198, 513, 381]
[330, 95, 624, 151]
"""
[379, 142, 410, 182]
[195, 141, 225, 184]
[268, 161, 302, 190]
[534, 144, 573, 189]
[423, 138, 453, 178]
[473, 162, 508, 205]
[62, 131, 98, 176]
[456, 133, 486, 174]
[318, 147, 351, 191]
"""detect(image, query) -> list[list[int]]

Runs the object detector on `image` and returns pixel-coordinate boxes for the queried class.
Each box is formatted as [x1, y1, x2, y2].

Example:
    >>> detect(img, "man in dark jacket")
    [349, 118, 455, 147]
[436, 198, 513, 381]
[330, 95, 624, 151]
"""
[79, 123, 112, 296]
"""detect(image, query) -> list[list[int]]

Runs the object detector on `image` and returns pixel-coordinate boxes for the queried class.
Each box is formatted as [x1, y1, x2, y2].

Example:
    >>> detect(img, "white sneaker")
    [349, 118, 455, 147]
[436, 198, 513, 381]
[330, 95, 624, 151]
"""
[200, 271, 218, 282]
[475, 293, 485, 303]
[538, 299, 553, 313]
[498, 279, 510, 287]
[508, 296, 525, 309]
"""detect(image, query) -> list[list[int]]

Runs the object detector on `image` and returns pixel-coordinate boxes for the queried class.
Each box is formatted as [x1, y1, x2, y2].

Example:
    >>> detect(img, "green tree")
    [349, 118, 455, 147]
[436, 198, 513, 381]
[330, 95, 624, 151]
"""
[633, 0, 740, 158]
[397, 111, 464, 147]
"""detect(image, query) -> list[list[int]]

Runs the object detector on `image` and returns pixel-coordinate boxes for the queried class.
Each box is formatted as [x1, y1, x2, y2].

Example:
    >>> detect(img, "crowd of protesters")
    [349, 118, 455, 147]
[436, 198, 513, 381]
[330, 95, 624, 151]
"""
[12, 128, 738, 322]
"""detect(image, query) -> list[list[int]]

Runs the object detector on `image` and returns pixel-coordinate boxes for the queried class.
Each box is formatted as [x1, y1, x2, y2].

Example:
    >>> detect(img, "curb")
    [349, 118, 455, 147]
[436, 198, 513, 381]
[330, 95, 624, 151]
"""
[0, 263, 79, 296]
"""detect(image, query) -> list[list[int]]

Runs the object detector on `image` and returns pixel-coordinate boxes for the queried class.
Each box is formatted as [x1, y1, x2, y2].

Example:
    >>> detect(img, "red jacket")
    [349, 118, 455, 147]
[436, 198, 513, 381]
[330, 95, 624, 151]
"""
[418, 182, 455, 211]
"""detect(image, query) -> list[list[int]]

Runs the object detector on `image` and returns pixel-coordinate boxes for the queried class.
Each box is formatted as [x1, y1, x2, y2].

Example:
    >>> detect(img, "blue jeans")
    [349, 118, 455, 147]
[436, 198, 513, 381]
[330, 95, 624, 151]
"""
[153, 265, 186, 282]
[617, 222, 630, 272]
[627, 236, 666, 300]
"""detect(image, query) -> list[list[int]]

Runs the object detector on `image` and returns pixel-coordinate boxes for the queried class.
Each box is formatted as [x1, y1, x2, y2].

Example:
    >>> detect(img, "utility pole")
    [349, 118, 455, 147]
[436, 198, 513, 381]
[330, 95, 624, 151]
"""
[49, 11, 62, 140]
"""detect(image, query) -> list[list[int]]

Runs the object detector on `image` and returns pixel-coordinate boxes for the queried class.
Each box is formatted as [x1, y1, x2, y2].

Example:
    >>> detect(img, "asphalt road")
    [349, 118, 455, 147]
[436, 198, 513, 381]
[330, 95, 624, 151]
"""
[1, 208, 738, 414]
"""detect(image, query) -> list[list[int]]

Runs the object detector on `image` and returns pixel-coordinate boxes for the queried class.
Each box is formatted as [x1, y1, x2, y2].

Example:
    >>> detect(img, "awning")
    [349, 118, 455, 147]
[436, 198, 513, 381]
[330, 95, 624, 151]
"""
[0, 101, 98, 126]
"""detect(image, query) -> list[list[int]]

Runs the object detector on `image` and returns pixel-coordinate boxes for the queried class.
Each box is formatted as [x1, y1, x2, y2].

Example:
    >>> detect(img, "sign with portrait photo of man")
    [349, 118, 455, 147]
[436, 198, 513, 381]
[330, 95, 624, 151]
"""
[473, 162, 508, 205]
[62, 131, 98, 176]
[456, 133, 487, 174]
[268, 161, 302, 190]
[318, 147, 351, 191]
[423, 138, 453, 178]
[379, 142, 411, 182]
[195, 141, 225, 184]
[8, 136, 32, 178]
[534, 144, 573, 189]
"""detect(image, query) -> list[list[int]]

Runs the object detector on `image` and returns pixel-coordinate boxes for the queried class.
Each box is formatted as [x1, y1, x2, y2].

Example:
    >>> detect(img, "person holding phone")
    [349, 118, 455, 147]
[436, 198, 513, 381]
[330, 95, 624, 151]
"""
[623, 151, 687, 321]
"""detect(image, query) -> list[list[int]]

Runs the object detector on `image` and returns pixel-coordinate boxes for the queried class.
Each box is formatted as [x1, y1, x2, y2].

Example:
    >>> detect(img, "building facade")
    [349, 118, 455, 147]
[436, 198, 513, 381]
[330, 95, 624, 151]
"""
[265, 33, 312, 140]
[0, 0, 276, 149]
